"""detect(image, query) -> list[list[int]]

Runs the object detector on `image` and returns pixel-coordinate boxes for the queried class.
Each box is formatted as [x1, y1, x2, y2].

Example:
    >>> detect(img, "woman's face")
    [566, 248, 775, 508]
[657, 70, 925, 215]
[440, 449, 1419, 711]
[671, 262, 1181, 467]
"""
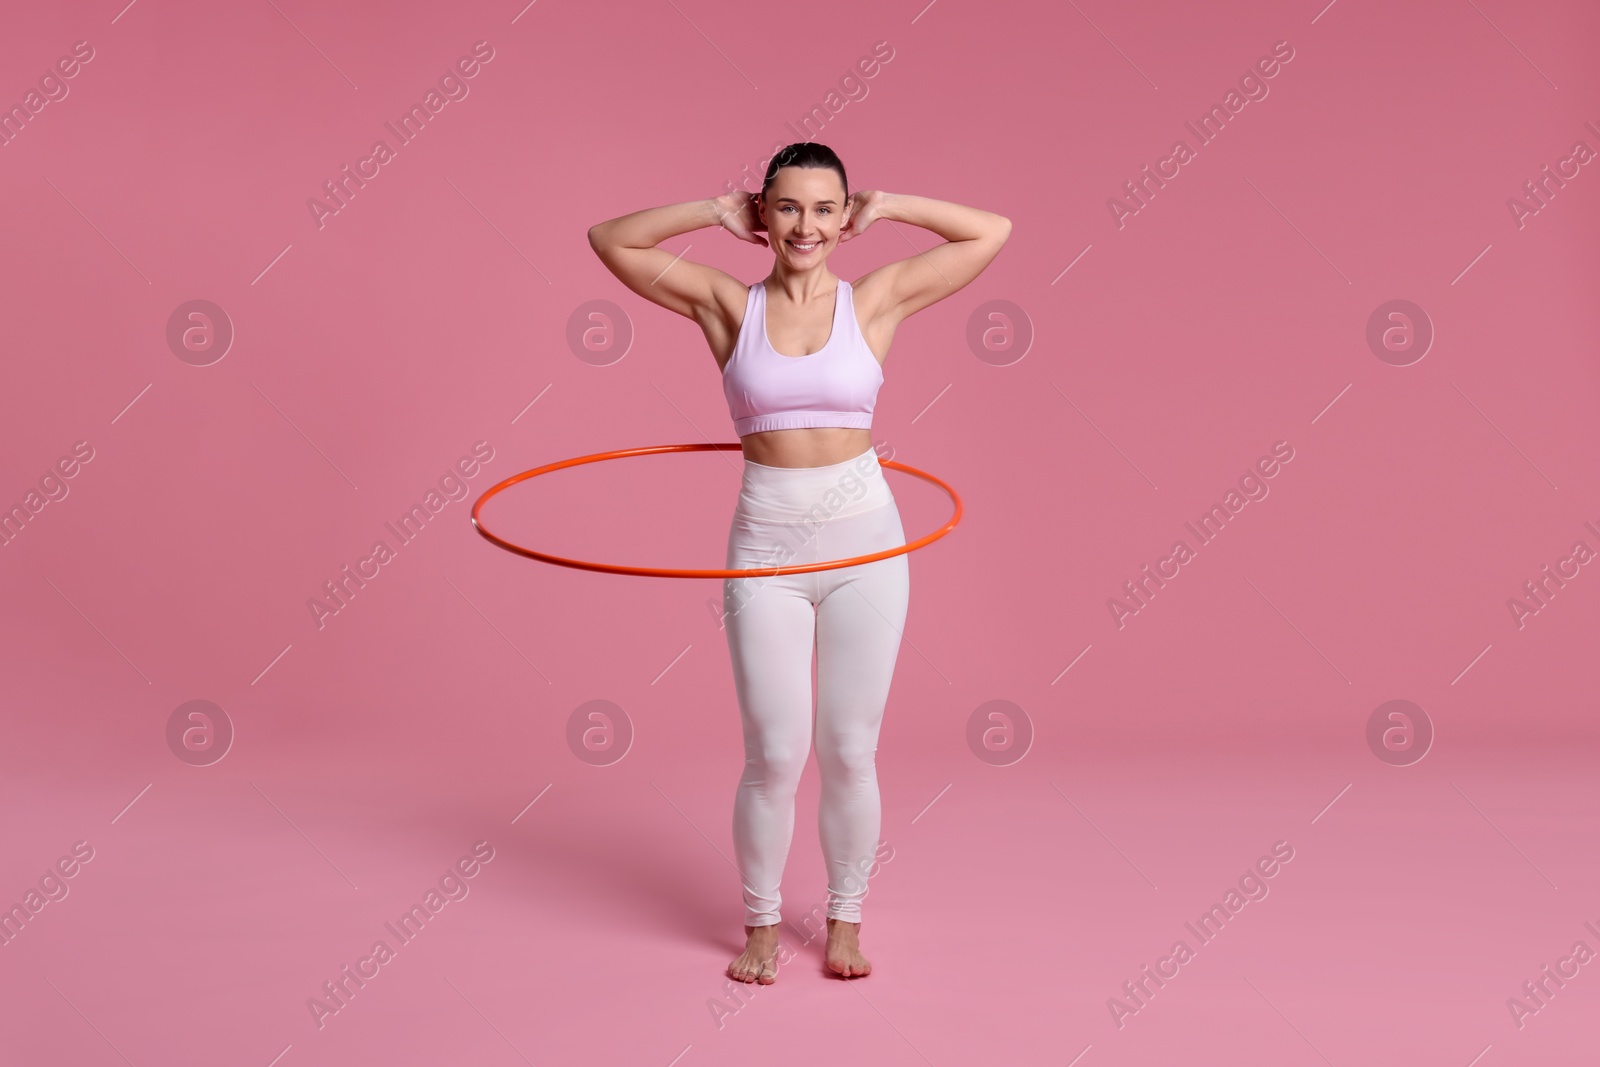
[760, 166, 849, 267]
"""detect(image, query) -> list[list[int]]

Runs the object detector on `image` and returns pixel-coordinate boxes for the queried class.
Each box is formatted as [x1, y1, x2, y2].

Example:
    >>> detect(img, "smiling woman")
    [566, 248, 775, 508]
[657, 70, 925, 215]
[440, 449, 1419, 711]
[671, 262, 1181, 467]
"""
[586, 141, 1009, 988]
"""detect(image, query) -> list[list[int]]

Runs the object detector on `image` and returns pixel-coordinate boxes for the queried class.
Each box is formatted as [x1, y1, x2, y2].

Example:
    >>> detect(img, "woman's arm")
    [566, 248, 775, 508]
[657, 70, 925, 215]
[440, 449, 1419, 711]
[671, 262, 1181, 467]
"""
[847, 192, 1012, 323]
[587, 196, 757, 322]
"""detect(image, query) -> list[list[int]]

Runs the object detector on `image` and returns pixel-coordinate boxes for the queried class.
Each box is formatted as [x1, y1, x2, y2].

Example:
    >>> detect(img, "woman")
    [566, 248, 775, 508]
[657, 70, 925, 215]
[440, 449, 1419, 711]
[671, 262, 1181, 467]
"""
[587, 143, 1009, 983]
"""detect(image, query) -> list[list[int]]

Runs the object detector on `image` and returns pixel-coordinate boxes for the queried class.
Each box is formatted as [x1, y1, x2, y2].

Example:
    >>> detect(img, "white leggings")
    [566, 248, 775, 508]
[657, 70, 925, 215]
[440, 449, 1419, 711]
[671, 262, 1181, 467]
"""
[722, 445, 910, 928]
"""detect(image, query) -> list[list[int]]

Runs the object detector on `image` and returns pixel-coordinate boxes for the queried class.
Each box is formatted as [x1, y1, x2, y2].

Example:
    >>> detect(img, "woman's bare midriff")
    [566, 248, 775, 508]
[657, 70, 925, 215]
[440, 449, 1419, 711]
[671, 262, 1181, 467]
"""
[739, 426, 874, 468]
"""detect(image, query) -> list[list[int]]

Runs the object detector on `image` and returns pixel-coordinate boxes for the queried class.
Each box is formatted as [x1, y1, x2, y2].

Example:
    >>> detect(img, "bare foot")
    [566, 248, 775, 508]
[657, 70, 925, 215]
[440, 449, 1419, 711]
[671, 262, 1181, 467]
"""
[727, 923, 780, 984]
[824, 917, 872, 978]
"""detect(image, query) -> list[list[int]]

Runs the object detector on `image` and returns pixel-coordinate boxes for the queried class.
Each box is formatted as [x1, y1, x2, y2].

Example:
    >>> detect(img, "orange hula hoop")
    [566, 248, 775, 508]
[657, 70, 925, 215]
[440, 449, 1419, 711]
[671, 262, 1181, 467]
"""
[470, 443, 962, 579]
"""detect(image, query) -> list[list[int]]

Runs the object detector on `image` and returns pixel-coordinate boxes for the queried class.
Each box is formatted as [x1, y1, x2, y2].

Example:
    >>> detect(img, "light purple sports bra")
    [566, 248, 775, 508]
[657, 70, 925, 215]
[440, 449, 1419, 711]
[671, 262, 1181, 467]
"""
[722, 278, 884, 437]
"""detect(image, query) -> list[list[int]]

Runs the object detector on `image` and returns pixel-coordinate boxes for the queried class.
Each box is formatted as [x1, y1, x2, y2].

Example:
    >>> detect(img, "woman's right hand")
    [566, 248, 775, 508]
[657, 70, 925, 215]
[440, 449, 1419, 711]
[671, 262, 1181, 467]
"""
[713, 191, 769, 247]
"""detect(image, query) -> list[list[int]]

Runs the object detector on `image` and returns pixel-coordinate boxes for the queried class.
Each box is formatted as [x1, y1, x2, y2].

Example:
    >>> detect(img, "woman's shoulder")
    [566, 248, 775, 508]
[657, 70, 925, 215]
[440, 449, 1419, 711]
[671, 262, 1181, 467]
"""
[844, 270, 895, 328]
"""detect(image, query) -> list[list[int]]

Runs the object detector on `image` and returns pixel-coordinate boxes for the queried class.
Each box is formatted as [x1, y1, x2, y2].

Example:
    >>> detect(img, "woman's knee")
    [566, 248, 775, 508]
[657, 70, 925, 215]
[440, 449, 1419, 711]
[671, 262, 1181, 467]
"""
[744, 739, 809, 787]
[815, 735, 878, 780]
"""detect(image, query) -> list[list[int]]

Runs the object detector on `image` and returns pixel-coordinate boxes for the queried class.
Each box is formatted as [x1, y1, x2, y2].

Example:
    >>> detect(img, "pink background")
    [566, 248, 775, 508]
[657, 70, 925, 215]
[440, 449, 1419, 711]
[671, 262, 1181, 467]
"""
[2, 0, 1598, 1063]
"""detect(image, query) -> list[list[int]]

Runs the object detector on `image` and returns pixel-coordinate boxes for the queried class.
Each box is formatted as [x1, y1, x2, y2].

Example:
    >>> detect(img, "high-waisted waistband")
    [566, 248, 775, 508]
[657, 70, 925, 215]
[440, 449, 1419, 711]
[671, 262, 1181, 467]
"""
[736, 445, 893, 524]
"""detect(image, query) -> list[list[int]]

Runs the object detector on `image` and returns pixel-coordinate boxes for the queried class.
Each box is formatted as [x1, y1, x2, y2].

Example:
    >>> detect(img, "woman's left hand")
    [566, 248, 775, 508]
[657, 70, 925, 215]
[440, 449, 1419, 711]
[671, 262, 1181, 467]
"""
[838, 190, 886, 242]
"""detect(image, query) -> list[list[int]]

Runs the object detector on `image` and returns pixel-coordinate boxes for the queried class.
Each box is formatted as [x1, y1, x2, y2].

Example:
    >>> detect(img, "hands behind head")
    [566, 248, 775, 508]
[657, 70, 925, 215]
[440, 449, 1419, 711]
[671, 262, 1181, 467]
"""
[715, 190, 769, 247]
[838, 190, 881, 243]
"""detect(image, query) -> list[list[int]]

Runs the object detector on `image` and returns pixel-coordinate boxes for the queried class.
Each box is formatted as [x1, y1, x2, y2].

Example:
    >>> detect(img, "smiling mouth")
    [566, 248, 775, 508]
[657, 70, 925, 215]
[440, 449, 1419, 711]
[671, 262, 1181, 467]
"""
[787, 239, 820, 253]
